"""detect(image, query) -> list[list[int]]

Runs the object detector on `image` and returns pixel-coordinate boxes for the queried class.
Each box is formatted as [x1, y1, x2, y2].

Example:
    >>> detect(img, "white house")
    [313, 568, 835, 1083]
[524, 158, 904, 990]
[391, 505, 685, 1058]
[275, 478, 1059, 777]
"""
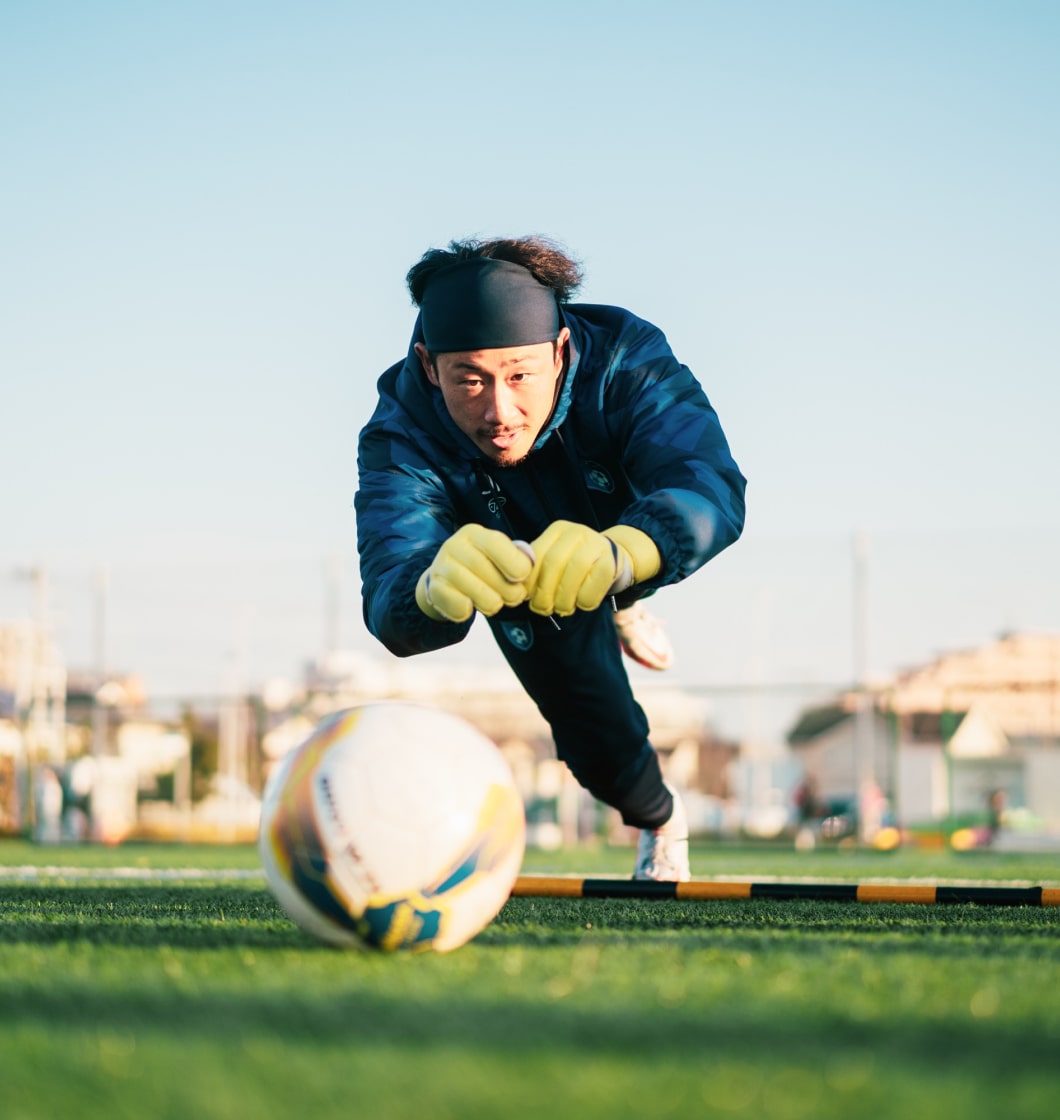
[788, 633, 1060, 828]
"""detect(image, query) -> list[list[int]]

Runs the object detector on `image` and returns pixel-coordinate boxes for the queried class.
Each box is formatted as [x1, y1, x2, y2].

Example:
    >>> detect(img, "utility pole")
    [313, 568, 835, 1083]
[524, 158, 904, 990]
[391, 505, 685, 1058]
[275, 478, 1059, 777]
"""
[324, 553, 342, 658]
[93, 564, 109, 684]
[852, 532, 876, 844]
[31, 566, 48, 746]
[92, 564, 109, 758]
[217, 610, 250, 842]
[18, 565, 64, 762]
[10, 564, 66, 837]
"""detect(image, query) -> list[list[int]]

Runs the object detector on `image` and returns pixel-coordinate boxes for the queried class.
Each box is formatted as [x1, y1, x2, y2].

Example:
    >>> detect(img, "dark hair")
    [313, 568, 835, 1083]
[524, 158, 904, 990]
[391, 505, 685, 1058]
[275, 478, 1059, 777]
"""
[407, 236, 584, 306]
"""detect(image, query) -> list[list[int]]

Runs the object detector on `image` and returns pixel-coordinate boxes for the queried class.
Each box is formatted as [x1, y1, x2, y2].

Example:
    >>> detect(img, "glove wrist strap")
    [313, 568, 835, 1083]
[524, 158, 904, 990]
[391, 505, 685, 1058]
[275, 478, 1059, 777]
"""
[415, 569, 448, 621]
[607, 539, 635, 595]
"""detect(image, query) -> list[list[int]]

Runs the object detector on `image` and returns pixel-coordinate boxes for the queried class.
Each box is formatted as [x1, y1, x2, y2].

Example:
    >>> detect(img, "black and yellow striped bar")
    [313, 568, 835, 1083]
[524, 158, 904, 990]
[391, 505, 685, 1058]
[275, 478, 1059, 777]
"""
[511, 876, 1060, 907]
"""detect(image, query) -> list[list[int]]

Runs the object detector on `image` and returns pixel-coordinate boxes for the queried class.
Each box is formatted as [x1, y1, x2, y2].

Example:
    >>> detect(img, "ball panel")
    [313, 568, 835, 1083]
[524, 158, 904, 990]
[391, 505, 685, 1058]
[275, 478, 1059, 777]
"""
[259, 709, 372, 945]
[259, 823, 363, 947]
[426, 780, 526, 952]
[355, 779, 526, 952]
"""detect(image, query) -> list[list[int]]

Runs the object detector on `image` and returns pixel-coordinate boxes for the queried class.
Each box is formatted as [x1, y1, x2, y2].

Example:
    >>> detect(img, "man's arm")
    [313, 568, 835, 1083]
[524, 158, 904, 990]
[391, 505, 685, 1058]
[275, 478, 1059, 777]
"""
[354, 460, 476, 657]
[602, 322, 747, 589]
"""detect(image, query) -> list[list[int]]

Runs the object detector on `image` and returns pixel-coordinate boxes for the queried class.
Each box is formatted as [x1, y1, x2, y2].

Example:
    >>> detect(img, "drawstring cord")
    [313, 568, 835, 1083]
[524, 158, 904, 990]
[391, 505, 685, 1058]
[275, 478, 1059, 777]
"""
[473, 461, 562, 631]
[473, 424, 621, 625]
[554, 427, 621, 615]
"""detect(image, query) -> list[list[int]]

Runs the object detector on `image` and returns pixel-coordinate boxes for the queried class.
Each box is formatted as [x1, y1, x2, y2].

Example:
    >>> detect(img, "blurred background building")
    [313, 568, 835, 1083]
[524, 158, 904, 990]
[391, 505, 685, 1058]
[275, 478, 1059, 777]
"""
[2, 564, 1058, 851]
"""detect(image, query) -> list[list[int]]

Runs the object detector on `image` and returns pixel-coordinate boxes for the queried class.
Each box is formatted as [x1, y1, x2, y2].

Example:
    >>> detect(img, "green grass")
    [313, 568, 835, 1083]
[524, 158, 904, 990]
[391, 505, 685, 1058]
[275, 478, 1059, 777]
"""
[2, 839, 1059, 1120]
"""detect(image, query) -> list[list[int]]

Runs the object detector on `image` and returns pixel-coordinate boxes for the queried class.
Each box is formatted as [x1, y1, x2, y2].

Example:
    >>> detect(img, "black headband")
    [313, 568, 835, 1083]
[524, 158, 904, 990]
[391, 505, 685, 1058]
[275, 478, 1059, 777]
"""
[419, 257, 561, 352]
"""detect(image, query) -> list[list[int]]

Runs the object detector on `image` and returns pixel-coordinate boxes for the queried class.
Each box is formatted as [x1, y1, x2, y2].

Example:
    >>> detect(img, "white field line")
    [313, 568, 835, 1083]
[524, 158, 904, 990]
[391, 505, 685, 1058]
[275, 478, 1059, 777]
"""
[0, 866, 263, 882]
[1, 866, 1057, 889]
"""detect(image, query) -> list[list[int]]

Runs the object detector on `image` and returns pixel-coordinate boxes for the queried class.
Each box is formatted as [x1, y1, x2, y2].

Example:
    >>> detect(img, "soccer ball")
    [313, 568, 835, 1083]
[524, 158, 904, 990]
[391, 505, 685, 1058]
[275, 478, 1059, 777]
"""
[258, 702, 526, 953]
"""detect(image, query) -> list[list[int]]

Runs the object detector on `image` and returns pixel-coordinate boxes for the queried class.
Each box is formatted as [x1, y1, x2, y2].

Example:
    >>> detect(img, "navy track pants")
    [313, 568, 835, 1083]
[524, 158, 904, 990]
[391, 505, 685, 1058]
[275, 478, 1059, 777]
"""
[487, 603, 672, 830]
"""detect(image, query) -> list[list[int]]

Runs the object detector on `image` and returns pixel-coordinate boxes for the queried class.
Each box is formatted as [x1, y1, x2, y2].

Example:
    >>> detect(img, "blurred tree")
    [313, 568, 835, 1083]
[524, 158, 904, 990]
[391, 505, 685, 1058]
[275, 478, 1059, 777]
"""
[182, 706, 219, 803]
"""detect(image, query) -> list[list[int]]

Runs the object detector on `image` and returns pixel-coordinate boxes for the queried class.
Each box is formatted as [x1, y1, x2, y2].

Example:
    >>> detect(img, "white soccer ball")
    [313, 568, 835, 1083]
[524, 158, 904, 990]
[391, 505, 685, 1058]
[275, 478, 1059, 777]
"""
[258, 702, 526, 953]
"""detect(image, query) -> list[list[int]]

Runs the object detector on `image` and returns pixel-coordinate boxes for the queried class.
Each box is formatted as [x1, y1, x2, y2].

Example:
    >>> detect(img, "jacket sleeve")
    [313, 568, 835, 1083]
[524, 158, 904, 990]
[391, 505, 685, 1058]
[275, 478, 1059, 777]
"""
[354, 434, 476, 657]
[601, 319, 747, 589]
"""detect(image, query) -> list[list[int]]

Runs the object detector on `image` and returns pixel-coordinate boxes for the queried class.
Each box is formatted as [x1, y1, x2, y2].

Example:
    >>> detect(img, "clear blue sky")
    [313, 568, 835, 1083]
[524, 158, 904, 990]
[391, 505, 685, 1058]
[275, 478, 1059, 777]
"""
[3, 1, 1058, 719]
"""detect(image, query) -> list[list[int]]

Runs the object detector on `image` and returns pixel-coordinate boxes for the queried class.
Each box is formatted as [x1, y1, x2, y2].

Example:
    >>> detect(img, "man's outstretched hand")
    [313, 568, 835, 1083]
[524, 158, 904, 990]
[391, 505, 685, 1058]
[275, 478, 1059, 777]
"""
[526, 521, 661, 617]
[415, 524, 535, 623]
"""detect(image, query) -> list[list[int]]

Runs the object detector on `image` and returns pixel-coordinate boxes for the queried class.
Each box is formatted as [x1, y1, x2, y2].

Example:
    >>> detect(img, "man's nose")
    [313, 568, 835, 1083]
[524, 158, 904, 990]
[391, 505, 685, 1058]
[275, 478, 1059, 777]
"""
[483, 382, 518, 424]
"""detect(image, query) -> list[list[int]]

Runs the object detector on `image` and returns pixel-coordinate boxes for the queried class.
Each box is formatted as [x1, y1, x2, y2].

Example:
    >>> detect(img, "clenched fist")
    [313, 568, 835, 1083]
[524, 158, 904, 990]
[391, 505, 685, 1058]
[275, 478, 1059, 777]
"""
[526, 520, 662, 617]
[415, 524, 535, 623]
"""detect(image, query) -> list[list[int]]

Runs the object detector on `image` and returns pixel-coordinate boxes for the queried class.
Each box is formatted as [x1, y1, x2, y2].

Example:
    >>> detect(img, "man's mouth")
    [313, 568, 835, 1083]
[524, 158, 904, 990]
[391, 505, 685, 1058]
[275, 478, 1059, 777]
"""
[484, 429, 522, 449]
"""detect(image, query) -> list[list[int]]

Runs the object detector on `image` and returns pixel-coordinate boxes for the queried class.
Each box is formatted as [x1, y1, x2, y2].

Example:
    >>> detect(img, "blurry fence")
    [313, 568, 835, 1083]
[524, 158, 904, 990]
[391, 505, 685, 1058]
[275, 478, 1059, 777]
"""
[4, 526, 1058, 707]
[2, 527, 1058, 843]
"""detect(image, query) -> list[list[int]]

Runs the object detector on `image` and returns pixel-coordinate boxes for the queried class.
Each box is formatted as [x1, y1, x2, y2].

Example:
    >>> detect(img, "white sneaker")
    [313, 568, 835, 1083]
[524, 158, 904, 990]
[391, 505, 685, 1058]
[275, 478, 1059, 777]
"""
[633, 785, 690, 881]
[613, 602, 674, 671]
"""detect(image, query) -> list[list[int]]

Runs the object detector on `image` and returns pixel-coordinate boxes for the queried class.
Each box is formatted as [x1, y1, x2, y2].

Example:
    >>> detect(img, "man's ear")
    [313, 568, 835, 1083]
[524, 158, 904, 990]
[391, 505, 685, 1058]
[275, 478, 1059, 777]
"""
[554, 326, 571, 367]
[414, 342, 440, 386]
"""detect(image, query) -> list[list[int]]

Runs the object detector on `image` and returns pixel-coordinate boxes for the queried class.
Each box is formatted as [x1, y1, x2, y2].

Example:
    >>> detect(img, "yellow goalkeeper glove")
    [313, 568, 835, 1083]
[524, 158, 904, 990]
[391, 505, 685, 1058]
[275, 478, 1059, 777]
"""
[415, 524, 534, 623]
[601, 523, 662, 588]
[527, 521, 661, 617]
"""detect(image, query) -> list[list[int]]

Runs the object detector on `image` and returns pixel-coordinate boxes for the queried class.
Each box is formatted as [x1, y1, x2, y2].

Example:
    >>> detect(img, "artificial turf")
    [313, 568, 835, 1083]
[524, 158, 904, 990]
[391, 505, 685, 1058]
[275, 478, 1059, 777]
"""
[1, 841, 1058, 1120]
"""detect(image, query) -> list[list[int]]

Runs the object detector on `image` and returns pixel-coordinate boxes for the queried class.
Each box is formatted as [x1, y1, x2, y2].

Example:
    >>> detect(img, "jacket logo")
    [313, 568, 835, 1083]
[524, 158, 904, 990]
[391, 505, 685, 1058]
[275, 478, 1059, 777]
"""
[501, 622, 533, 651]
[477, 470, 508, 518]
[584, 461, 615, 493]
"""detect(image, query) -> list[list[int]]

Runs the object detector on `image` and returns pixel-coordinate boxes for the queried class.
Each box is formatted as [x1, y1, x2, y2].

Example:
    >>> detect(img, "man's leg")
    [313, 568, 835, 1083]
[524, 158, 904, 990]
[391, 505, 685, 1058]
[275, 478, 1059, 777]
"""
[488, 607, 671, 830]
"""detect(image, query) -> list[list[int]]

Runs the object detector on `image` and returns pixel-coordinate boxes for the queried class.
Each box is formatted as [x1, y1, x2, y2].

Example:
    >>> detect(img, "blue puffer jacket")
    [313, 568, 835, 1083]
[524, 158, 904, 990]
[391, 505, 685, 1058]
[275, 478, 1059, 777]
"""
[355, 303, 747, 657]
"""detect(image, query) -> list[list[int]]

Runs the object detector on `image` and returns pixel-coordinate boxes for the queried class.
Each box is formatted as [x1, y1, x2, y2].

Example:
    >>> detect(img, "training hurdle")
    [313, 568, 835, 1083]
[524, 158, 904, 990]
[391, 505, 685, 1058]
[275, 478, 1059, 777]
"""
[511, 876, 1060, 907]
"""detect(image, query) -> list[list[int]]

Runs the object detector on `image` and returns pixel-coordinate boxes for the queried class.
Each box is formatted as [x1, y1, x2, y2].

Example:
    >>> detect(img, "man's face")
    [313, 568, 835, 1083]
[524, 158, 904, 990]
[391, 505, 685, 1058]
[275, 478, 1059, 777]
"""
[416, 328, 569, 466]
